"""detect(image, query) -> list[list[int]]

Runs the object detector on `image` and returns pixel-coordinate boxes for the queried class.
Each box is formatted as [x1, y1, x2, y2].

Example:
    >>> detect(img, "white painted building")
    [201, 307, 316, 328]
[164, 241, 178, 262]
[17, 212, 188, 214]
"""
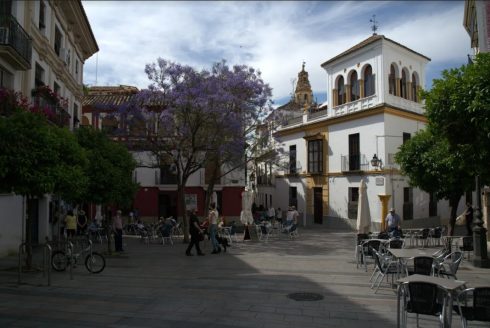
[0, 0, 98, 256]
[265, 34, 472, 231]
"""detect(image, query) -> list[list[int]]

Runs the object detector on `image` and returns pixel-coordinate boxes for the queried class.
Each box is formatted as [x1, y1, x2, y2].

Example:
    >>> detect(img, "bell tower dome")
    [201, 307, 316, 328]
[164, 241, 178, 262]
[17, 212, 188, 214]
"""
[294, 62, 313, 107]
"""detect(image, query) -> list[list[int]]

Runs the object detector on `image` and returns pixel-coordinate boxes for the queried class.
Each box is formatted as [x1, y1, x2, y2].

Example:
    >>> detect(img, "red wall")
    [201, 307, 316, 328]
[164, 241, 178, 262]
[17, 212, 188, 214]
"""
[133, 187, 159, 217]
[221, 186, 244, 216]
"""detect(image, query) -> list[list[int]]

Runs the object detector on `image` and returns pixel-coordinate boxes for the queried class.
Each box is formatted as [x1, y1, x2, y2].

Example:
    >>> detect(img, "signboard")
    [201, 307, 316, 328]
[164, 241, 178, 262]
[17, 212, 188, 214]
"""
[376, 177, 384, 186]
[185, 194, 197, 211]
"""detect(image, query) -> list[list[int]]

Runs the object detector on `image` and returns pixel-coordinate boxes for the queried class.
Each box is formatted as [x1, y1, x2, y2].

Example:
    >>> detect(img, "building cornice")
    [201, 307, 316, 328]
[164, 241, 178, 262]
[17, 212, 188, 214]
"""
[275, 104, 427, 137]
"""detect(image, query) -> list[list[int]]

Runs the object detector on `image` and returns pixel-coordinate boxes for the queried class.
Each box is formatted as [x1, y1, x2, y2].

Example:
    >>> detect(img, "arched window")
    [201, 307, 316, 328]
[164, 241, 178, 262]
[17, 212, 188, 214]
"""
[364, 65, 375, 97]
[337, 76, 345, 105]
[411, 72, 418, 102]
[400, 70, 408, 99]
[389, 64, 396, 95]
[350, 71, 359, 101]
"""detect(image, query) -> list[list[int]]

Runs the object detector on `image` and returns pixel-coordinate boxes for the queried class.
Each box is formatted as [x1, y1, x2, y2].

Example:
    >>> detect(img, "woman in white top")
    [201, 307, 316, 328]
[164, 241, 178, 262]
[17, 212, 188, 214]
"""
[208, 202, 221, 254]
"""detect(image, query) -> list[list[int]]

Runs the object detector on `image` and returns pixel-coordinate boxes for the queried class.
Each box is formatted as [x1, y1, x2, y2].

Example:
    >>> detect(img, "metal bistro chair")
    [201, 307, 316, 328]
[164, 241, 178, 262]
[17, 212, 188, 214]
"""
[361, 239, 382, 272]
[406, 256, 434, 276]
[370, 249, 400, 293]
[400, 281, 450, 328]
[413, 228, 431, 248]
[455, 287, 490, 328]
[433, 251, 463, 280]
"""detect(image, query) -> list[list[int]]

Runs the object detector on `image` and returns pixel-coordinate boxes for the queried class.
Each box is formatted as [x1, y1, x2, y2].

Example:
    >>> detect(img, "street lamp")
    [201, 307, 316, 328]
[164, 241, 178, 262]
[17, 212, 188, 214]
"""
[371, 154, 382, 169]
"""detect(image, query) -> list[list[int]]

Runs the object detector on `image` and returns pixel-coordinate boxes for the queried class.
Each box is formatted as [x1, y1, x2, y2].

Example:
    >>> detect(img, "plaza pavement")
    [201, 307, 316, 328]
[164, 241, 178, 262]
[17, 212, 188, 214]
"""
[0, 227, 489, 328]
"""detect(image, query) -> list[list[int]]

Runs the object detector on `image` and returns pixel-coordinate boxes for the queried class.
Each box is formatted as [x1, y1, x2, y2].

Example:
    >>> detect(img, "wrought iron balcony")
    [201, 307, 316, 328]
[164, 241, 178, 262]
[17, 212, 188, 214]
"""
[341, 154, 369, 172]
[32, 89, 70, 128]
[0, 14, 32, 70]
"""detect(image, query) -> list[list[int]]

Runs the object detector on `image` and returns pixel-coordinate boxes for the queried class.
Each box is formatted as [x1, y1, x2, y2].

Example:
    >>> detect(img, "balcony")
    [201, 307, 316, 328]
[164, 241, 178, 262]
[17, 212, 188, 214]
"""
[341, 154, 369, 172]
[0, 14, 32, 70]
[32, 87, 70, 128]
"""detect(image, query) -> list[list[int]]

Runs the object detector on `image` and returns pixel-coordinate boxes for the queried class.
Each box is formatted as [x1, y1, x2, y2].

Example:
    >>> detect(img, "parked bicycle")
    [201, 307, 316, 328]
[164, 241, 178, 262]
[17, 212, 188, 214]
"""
[51, 239, 105, 274]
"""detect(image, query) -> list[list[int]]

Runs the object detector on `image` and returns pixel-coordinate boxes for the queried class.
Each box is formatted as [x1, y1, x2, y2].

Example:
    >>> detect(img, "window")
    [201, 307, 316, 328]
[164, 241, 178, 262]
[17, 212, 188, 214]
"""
[348, 133, 360, 171]
[75, 59, 79, 75]
[337, 76, 345, 105]
[400, 70, 408, 99]
[53, 81, 60, 95]
[364, 65, 375, 97]
[429, 192, 437, 217]
[0, 1, 12, 15]
[73, 103, 79, 127]
[39, 1, 46, 30]
[289, 187, 297, 209]
[350, 187, 359, 203]
[289, 145, 297, 174]
[54, 26, 62, 56]
[308, 139, 323, 174]
[350, 71, 359, 101]
[0, 65, 13, 89]
[35, 63, 45, 87]
[411, 73, 418, 102]
[403, 132, 411, 144]
[160, 165, 178, 184]
[389, 64, 396, 95]
[403, 187, 413, 220]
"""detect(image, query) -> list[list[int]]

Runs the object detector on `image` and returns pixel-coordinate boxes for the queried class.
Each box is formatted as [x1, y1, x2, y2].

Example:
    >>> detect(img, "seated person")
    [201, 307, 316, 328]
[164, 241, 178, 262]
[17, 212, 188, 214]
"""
[88, 220, 99, 233]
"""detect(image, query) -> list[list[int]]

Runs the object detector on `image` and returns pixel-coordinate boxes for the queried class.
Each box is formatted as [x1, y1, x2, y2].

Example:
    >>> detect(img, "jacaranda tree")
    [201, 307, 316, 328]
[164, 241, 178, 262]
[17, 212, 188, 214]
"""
[114, 59, 272, 242]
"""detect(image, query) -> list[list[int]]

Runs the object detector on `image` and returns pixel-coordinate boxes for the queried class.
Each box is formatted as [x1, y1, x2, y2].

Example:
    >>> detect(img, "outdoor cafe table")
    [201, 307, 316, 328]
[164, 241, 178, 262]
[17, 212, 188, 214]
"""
[388, 248, 440, 278]
[441, 235, 465, 252]
[396, 274, 467, 328]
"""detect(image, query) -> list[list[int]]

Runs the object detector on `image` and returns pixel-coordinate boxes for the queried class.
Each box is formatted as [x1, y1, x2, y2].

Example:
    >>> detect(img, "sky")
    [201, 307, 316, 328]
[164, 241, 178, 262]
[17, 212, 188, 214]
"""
[82, 1, 473, 107]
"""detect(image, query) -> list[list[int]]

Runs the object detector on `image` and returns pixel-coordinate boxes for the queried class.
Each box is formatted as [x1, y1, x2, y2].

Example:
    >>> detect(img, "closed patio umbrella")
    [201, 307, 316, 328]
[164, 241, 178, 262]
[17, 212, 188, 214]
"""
[356, 179, 371, 234]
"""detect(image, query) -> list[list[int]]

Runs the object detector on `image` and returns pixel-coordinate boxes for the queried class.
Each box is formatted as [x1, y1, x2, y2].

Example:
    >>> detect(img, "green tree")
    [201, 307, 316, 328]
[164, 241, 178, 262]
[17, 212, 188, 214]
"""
[75, 126, 138, 253]
[0, 110, 88, 267]
[424, 52, 490, 183]
[395, 129, 474, 235]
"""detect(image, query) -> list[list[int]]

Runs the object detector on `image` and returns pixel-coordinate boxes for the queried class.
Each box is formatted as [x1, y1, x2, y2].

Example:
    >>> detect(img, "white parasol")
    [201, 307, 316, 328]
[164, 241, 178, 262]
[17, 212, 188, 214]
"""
[356, 179, 371, 234]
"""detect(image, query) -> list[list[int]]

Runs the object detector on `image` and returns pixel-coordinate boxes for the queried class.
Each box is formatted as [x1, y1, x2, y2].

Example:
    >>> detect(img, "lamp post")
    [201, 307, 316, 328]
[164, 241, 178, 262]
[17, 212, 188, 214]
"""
[472, 175, 490, 267]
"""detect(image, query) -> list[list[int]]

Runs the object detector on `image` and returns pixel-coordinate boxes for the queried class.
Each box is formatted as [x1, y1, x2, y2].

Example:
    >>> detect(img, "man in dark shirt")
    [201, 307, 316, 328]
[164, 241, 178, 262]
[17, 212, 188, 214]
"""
[185, 209, 205, 256]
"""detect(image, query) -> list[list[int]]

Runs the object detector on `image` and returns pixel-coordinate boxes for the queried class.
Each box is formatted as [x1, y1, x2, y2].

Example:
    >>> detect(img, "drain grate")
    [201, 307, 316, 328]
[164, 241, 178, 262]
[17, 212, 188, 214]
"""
[287, 292, 324, 301]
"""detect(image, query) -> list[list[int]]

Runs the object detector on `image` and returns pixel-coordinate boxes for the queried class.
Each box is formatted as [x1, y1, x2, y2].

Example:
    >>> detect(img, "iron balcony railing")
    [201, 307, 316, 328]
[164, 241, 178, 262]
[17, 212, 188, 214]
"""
[0, 14, 32, 69]
[341, 154, 369, 172]
[32, 94, 70, 128]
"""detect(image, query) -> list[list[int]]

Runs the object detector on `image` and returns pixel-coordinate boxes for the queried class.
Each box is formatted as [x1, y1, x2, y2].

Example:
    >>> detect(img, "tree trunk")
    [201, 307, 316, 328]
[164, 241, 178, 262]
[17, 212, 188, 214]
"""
[448, 196, 460, 236]
[178, 183, 190, 243]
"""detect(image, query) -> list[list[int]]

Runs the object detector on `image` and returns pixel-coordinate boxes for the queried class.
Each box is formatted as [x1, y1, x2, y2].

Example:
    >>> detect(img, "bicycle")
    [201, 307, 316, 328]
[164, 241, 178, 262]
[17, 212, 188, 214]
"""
[51, 239, 106, 274]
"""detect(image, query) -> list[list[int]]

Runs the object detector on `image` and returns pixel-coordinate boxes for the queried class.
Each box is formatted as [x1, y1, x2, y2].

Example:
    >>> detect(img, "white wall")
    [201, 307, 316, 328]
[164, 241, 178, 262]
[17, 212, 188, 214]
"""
[0, 195, 24, 257]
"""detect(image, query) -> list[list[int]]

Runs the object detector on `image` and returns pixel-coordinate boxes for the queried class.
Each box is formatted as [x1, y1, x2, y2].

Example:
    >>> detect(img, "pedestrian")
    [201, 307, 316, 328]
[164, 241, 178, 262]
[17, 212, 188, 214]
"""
[465, 202, 473, 236]
[276, 207, 282, 224]
[385, 208, 401, 238]
[185, 208, 205, 256]
[64, 210, 77, 238]
[208, 202, 221, 254]
[77, 209, 88, 235]
[268, 206, 275, 221]
[113, 210, 124, 252]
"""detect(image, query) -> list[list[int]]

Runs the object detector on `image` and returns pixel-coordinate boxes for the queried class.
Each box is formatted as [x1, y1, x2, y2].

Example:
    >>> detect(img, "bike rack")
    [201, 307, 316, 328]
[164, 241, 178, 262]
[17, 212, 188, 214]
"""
[17, 242, 27, 285]
[42, 242, 52, 286]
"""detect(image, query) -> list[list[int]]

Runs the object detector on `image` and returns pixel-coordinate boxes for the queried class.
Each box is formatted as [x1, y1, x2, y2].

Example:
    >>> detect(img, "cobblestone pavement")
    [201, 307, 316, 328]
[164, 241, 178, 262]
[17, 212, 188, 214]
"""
[0, 227, 489, 327]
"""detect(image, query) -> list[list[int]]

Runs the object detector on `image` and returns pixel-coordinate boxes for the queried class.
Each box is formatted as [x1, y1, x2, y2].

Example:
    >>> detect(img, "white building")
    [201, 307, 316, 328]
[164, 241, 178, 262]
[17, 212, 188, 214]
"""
[264, 33, 471, 231]
[0, 0, 98, 256]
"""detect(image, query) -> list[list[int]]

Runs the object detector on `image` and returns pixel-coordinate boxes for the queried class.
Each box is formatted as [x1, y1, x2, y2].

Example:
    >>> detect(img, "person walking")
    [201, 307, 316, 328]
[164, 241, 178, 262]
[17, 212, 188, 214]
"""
[465, 202, 473, 236]
[113, 210, 124, 252]
[185, 208, 205, 256]
[208, 202, 221, 254]
[64, 210, 77, 239]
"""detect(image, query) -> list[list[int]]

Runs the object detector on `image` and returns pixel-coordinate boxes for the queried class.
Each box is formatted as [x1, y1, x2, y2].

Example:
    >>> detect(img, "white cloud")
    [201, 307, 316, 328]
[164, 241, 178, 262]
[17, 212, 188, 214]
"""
[82, 1, 472, 104]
